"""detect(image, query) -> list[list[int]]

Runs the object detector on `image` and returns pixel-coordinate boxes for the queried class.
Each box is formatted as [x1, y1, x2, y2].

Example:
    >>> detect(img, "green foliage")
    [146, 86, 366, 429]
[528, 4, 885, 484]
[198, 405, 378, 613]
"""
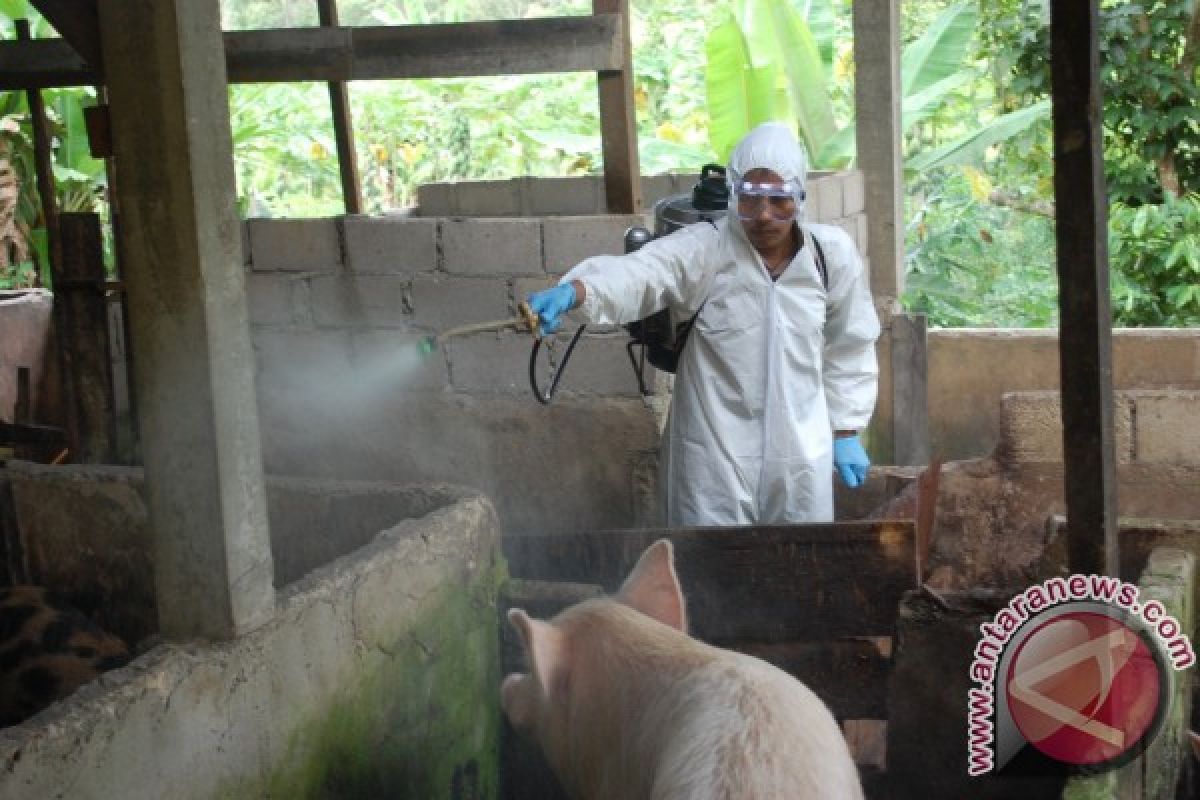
[903, 167, 1059, 327]
[1110, 194, 1200, 326]
[979, 0, 1200, 203]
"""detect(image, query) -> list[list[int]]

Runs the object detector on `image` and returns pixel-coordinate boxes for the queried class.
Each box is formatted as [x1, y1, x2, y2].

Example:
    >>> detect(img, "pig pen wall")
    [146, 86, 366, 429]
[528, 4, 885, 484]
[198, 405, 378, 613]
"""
[244, 171, 870, 536]
[0, 462, 505, 800]
[929, 329, 1200, 461]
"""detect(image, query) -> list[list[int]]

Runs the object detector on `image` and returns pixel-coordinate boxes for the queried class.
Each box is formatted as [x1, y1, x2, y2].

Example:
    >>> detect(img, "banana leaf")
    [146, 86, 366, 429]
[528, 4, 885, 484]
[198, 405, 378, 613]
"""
[906, 99, 1051, 173]
[765, 1, 836, 159]
[705, 14, 781, 161]
[901, 2, 978, 98]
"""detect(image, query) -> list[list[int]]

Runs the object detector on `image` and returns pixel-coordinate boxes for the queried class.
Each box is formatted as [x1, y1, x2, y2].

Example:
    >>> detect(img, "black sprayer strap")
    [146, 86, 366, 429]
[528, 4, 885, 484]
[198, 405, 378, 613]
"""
[810, 229, 829, 291]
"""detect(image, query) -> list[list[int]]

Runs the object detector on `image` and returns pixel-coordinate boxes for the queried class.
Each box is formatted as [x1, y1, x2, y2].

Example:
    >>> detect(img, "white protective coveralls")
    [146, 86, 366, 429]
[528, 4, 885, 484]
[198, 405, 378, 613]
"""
[563, 123, 880, 525]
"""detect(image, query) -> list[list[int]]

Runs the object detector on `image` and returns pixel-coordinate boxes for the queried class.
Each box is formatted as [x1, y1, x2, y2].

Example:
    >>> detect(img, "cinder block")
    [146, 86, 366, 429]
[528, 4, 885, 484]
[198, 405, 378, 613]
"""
[309, 274, 411, 328]
[998, 391, 1134, 463]
[245, 273, 301, 327]
[343, 216, 437, 273]
[455, 179, 521, 217]
[816, 174, 843, 224]
[416, 182, 458, 216]
[441, 218, 543, 276]
[804, 177, 824, 224]
[842, 170, 866, 216]
[446, 333, 539, 393]
[407, 275, 510, 331]
[527, 177, 603, 216]
[543, 215, 644, 273]
[546, 332, 642, 397]
[349, 330, 450, 391]
[247, 218, 341, 273]
[1132, 390, 1200, 464]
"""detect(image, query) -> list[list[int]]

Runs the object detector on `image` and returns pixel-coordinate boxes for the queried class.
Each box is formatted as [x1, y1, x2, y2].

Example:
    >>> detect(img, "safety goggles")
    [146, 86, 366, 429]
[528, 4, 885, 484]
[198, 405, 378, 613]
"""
[734, 180, 804, 222]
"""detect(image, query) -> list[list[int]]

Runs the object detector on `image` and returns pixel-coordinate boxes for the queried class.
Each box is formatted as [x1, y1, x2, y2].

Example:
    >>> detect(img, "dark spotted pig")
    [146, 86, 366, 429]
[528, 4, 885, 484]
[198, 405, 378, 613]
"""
[0, 586, 130, 727]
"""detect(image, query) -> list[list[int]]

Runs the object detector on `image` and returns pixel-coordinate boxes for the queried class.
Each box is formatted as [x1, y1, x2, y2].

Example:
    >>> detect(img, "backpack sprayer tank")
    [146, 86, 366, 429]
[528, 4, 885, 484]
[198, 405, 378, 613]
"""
[622, 164, 729, 394]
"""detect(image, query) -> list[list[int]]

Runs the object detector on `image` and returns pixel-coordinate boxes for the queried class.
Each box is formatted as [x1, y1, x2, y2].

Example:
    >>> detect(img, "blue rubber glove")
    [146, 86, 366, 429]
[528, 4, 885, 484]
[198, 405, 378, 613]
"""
[834, 435, 870, 488]
[527, 283, 577, 336]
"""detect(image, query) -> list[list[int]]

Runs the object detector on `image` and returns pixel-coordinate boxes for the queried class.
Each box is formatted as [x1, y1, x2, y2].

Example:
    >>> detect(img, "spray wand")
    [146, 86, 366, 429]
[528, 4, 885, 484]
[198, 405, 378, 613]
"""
[417, 301, 586, 403]
[418, 301, 540, 354]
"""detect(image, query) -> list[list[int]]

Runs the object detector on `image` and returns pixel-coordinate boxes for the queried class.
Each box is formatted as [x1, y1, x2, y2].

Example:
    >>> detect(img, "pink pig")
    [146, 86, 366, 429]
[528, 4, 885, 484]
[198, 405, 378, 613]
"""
[501, 539, 864, 799]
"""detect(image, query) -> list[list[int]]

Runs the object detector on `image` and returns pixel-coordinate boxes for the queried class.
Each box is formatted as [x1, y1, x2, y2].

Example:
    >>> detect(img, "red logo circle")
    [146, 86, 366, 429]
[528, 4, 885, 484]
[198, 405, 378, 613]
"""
[1005, 611, 1164, 767]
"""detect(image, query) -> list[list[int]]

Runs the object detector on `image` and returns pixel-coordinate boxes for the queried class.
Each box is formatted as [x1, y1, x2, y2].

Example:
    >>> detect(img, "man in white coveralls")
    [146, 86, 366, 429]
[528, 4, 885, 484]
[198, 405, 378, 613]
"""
[528, 122, 880, 526]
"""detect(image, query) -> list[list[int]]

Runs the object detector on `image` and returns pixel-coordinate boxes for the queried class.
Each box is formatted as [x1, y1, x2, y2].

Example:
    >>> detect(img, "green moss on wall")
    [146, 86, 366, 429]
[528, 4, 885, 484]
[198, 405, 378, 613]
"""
[226, 557, 507, 800]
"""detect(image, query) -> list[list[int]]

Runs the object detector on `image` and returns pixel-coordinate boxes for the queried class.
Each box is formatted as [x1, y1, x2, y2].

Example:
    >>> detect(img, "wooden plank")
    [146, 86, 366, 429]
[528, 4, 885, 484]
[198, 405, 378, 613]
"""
[891, 312, 929, 466]
[1, 16, 623, 88]
[592, 0, 640, 213]
[28, 0, 103, 71]
[56, 213, 116, 463]
[316, 0, 362, 215]
[0, 36, 97, 89]
[503, 522, 917, 640]
[0, 422, 67, 445]
[1050, 2, 1118, 577]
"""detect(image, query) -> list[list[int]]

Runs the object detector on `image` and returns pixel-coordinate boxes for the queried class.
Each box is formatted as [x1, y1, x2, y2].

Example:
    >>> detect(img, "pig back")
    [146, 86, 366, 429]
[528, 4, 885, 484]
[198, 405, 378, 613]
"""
[646, 653, 863, 800]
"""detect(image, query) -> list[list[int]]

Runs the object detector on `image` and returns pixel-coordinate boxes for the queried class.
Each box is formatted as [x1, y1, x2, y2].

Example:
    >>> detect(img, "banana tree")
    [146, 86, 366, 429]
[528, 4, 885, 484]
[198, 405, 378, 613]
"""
[705, 1, 1049, 174]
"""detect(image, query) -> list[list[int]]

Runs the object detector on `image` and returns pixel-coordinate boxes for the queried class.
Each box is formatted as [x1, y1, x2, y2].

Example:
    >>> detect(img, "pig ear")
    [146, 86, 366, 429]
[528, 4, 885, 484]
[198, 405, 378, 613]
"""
[508, 608, 567, 697]
[616, 539, 688, 633]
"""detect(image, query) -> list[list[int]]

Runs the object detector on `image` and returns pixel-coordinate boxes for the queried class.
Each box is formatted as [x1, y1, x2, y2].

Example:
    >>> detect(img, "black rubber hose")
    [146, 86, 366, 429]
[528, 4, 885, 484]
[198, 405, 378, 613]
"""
[529, 324, 587, 404]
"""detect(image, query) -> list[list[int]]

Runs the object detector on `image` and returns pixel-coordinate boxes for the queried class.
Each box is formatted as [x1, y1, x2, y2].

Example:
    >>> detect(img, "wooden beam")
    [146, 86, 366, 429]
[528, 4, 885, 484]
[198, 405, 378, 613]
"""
[503, 522, 916, 641]
[593, 0, 640, 213]
[0, 15, 623, 89]
[56, 213, 116, 464]
[317, 0, 362, 215]
[1050, 2, 1118, 577]
[28, 0, 103, 71]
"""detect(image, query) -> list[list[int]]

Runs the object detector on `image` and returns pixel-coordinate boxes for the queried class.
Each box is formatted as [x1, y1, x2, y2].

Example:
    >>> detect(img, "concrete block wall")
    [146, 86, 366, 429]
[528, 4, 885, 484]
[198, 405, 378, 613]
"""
[414, 171, 870, 263]
[243, 213, 662, 536]
[929, 329, 1200, 461]
[998, 389, 1200, 465]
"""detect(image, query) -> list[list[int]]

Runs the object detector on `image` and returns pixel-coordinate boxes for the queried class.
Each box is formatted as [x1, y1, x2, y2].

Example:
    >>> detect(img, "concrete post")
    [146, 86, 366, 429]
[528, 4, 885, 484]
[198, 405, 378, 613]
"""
[853, 0, 907, 465]
[96, 0, 275, 638]
[852, 0, 904, 303]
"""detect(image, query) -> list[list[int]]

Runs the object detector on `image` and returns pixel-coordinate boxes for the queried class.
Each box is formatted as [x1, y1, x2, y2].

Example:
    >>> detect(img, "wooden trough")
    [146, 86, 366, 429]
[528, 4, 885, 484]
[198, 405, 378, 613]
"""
[499, 521, 918, 799]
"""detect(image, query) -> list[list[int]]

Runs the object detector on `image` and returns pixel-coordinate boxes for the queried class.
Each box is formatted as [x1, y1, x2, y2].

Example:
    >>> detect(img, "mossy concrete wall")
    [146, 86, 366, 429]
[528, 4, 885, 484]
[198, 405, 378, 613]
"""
[0, 488, 504, 800]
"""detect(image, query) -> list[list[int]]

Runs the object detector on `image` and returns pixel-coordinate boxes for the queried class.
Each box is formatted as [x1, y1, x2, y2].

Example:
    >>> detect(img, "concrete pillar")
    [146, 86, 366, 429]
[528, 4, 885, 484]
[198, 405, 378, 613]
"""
[852, 0, 904, 303]
[96, 0, 274, 638]
[854, 0, 910, 465]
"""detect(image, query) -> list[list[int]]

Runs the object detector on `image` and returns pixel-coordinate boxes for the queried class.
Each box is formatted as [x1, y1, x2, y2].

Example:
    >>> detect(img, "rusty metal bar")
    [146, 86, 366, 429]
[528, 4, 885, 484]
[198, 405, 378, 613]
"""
[317, 0, 362, 214]
[1050, 2, 1118, 577]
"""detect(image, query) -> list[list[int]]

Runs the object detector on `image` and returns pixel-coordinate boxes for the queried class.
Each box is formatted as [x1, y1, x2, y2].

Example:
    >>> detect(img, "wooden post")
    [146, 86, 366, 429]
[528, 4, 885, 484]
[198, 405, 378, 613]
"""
[316, 0, 362, 214]
[593, 0, 640, 214]
[17, 18, 78, 458]
[1050, 2, 1118, 577]
[56, 212, 116, 463]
